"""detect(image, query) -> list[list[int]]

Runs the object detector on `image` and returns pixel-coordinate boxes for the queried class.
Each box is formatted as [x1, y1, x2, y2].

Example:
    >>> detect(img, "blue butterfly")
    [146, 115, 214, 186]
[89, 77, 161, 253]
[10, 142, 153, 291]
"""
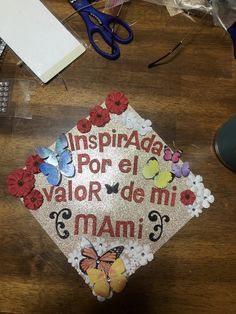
[36, 134, 75, 186]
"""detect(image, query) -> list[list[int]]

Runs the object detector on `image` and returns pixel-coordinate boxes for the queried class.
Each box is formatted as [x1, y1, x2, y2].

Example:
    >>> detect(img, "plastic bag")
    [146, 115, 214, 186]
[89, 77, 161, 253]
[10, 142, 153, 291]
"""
[105, 0, 129, 8]
[143, 0, 211, 12]
[143, 0, 236, 57]
[143, 1, 236, 28]
[212, 0, 236, 29]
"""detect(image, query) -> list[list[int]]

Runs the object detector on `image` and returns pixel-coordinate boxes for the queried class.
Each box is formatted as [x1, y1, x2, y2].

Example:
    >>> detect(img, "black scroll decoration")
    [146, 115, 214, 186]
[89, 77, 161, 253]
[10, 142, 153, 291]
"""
[49, 208, 72, 239]
[148, 210, 170, 242]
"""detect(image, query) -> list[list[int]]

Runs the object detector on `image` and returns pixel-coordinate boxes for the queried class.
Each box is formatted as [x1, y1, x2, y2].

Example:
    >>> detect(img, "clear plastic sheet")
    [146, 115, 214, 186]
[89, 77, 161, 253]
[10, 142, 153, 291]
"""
[144, 0, 236, 57]
[105, 0, 129, 8]
[144, 0, 211, 12]
[143, 1, 236, 30]
[212, 0, 236, 30]
[0, 79, 35, 121]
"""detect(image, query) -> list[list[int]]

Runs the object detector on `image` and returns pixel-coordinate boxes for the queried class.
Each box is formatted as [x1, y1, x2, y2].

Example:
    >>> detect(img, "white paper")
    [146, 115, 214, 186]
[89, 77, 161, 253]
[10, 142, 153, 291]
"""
[0, 0, 86, 83]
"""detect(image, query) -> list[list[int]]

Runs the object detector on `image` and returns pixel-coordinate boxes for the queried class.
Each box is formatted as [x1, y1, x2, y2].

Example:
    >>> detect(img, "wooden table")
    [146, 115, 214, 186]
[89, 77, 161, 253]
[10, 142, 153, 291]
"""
[0, 1, 236, 313]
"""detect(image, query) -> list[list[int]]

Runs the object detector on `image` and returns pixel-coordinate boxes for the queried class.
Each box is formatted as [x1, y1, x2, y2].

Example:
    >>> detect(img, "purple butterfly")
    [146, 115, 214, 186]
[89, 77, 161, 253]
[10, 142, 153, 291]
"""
[172, 161, 190, 178]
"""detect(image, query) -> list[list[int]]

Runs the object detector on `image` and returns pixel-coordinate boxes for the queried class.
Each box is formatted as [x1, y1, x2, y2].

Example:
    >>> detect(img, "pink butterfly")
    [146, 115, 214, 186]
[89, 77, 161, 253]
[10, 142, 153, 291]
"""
[163, 146, 182, 163]
[172, 162, 190, 178]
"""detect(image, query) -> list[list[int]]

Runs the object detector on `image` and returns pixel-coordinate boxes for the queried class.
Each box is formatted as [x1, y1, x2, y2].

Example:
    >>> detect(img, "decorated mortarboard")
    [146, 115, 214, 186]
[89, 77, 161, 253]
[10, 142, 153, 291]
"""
[7, 91, 214, 301]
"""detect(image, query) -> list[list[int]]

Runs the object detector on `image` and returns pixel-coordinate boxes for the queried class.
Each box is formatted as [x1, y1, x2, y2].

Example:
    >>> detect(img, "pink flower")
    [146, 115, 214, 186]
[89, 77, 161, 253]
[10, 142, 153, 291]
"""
[105, 91, 128, 115]
[6, 169, 35, 198]
[89, 105, 110, 127]
[23, 189, 43, 210]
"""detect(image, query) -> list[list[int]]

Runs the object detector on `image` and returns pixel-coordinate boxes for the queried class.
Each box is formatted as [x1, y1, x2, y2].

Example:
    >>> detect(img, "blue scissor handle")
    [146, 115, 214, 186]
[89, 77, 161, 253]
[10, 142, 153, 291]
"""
[87, 23, 121, 60]
[92, 12, 134, 45]
[228, 22, 236, 59]
[69, 0, 133, 60]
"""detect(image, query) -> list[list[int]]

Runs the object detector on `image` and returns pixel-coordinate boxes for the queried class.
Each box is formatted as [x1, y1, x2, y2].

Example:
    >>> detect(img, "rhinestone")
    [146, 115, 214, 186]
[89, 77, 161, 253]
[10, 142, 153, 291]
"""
[0, 81, 10, 114]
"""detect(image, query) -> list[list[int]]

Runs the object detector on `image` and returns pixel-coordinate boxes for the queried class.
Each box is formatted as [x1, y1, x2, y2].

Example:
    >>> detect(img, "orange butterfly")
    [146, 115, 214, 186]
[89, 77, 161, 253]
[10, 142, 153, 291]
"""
[87, 258, 127, 298]
[79, 238, 124, 275]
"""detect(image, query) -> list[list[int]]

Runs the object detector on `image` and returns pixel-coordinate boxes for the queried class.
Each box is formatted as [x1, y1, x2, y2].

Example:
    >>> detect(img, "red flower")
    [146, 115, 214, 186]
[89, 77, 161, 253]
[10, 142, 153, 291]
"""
[180, 189, 196, 206]
[105, 91, 128, 115]
[23, 189, 43, 210]
[89, 105, 110, 127]
[25, 155, 44, 174]
[6, 169, 35, 198]
[77, 118, 92, 133]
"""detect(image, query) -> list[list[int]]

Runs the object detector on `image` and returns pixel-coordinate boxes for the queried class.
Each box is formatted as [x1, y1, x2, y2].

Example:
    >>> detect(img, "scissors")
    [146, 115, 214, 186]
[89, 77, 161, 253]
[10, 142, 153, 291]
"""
[69, 0, 133, 60]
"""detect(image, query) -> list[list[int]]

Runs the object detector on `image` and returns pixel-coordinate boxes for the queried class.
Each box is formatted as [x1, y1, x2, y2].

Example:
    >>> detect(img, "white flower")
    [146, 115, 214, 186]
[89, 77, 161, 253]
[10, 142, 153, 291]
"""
[137, 244, 154, 266]
[68, 249, 81, 267]
[93, 291, 106, 302]
[122, 257, 130, 270]
[124, 257, 138, 276]
[122, 111, 139, 129]
[84, 276, 91, 285]
[110, 240, 122, 248]
[78, 271, 87, 281]
[110, 113, 120, 123]
[187, 174, 204, 193]
[124, 240, 142, 258]
[187, 202, 203, 217]
[122, 112, 152, 135]
[93, 290, 113, 302]
[93, 237, 108, 255]
[129, 259, 138, 275]
[136, 118, 152, 136]
[107, 291, 113, 299]
[80, 237, 90, 249]
[197, 188, 214, 208]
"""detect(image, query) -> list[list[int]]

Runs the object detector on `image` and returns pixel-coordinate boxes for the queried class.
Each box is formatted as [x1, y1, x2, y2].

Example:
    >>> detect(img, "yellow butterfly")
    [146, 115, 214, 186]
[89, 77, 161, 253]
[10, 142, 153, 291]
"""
[87, 258, 127, 298]
[142, 157, 174, 189]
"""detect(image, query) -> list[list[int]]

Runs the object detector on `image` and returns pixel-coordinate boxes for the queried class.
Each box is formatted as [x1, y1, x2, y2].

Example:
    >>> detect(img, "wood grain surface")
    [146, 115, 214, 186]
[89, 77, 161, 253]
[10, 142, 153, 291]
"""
[0, 1, 236, 313]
